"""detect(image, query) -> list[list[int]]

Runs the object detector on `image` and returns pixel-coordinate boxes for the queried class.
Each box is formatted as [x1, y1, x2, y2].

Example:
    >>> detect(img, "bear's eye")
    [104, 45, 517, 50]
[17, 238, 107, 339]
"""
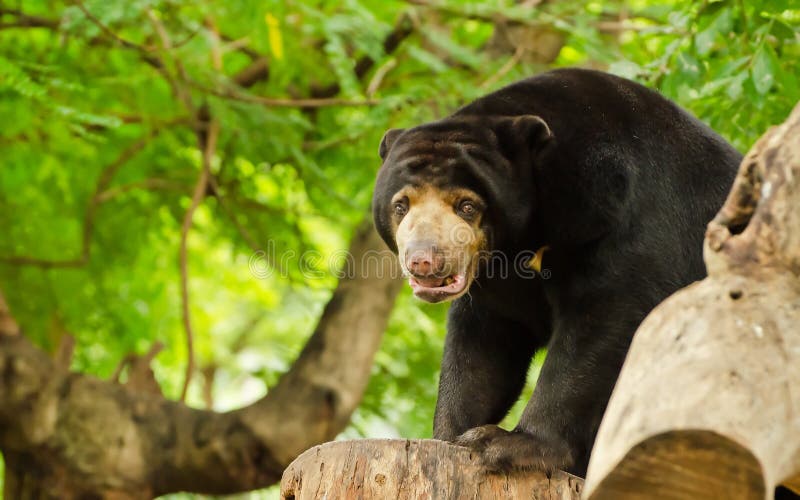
[393, 199, 408, 217]
[457, 200, 478, 219]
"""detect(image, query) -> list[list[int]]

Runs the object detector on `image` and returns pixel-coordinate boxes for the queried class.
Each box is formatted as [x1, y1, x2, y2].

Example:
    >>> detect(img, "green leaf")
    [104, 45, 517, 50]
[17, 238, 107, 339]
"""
[608, 60, 644, 80]
[751, 44, 779, 95]
[694, 8, 733, 56]
[0, 56, 46, 99]
[406, 46, 449, 73]
[726, 71, 749, 100]
[424, 30, 483, 69]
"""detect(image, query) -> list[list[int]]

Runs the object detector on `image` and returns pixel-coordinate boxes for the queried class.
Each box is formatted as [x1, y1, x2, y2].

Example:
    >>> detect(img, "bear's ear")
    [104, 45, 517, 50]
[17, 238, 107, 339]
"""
[493, 115, 553, 160]
[379, 128, 405, 160]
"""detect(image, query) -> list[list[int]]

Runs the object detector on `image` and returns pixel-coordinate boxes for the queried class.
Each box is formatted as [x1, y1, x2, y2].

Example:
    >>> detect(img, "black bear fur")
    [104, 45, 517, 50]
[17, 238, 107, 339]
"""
[372, 68, 742, 476]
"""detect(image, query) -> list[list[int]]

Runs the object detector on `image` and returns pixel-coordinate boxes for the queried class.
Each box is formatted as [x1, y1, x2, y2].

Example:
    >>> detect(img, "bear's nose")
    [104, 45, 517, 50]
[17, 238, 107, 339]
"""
[406, 240, 444, 277]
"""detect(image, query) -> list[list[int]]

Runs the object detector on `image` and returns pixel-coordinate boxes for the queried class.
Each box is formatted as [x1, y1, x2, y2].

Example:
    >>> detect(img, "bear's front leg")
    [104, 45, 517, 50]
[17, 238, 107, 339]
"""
[455, 300, 635, 477]
[433, 298, 541, 441]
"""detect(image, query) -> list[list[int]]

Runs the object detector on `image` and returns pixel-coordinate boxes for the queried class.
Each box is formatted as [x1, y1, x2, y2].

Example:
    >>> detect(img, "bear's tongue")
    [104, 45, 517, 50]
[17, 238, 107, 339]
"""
[414, 276, 446, 288]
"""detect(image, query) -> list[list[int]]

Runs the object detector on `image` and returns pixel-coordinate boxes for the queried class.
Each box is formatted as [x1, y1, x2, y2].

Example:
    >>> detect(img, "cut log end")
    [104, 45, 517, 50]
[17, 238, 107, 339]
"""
[587, 430, 765, 500]
[280, 439, 583, 500]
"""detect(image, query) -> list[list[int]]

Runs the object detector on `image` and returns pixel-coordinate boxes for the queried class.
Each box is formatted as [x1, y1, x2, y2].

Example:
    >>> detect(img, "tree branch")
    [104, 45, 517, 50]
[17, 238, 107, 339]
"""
[146, 9, 195, 114]
[112, 341, 165, 395]
[366, 58, 398, 96]
[217, 33, 271, 87]
[0, 8, 59, 30]
[1, 7, 270, 91]
[0, 291, 20, 337]
[197, 82, 381, 108]
[480, 45, 525, 89]
[403, 0, 555, 28]
[73, 0, 154, 52]
[95, 178, 188, 203]
[310, 14, 414, 98]
[0, 220, 403, 496]
[232, 58, 270, 88]
[178, 119, 219, 402]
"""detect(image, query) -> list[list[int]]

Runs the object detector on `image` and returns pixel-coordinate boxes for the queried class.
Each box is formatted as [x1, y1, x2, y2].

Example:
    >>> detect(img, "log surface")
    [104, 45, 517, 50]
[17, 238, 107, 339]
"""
[280, 439, 583, 499]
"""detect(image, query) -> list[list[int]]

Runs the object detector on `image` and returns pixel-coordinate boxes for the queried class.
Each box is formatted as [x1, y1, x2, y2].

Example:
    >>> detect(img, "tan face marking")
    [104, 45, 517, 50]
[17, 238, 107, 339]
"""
[391, 185, 487, 302]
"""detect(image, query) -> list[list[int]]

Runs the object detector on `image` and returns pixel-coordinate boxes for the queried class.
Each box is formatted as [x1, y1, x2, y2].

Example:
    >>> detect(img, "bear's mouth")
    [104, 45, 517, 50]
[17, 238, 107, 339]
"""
[408, 274, 468, 303]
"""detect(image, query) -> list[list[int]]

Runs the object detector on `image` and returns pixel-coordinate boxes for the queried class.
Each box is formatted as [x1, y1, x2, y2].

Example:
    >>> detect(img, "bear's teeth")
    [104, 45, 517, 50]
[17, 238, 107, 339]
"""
[443, 276, 454, 286]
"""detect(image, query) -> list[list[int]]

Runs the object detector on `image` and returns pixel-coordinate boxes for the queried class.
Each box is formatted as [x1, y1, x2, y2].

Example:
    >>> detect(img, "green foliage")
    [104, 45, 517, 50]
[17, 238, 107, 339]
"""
[595, 0, 800, 151]
[0, 0, 797, 497]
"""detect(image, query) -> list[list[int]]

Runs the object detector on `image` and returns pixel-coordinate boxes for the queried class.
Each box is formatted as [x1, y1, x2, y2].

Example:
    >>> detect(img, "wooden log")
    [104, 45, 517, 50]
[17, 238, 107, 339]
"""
[280, 439, 583, 499]
[584, 103, 800, 500]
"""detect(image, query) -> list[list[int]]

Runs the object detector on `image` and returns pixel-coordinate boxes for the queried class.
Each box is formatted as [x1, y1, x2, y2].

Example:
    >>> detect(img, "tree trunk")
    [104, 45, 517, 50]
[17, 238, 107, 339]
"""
[280, 439, 584, 499]
[584, 103, 800, 500]
[0, 221, 402, 499]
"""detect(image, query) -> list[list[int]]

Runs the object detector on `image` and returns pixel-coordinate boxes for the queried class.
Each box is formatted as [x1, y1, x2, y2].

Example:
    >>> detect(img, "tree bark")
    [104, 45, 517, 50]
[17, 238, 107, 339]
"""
[280, 439, 584, 499]
[584, 103, 800, 500]
[0, 221, 402, 499]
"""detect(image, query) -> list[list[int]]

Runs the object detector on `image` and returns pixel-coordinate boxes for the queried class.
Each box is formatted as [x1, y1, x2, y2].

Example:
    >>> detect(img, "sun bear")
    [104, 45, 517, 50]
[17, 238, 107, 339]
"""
[372, 68, 741, 477]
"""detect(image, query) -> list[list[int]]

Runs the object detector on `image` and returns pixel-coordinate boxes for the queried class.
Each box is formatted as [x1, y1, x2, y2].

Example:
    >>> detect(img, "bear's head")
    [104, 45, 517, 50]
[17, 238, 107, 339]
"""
[373, 114, 553, 303]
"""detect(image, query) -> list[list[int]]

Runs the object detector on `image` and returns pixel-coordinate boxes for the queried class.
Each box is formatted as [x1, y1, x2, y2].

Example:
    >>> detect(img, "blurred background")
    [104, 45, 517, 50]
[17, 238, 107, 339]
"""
[0, 0, 798, 497]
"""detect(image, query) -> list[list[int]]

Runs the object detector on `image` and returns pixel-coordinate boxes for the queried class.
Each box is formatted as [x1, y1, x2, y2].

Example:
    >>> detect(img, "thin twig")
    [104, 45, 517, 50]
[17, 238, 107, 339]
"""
[74, 0, 154, 52]
[0, 255, 87, 269]
[95, 178, 188, 203]
[112, 341, 165, 393]
[178, 119, 219, 402]
[0, 290, 20, 337]
[480, 45, 525, 89]
[168, 11, 220, 402]
[0, 8, 60, 29]
[169, 28, 200, 50]
[404, 0, 544, 27]
[232, 57, 270, 88]
[198, 82, 381, 108]
[0, 20, 57, 29]
[198, 15, 323, 285]
[205, 16, 223, 72]
[367, 58, 398, 97]
[201, 364, 216, 409]
[302, 131, 368, 153]
[146, 9, 195, 113]
[310, 14, 413, 99]
[595, 20, 664, 33]
[54, 334, 76, 370]
[219, 33, 260, 59]
[111, 354, 135, 382]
